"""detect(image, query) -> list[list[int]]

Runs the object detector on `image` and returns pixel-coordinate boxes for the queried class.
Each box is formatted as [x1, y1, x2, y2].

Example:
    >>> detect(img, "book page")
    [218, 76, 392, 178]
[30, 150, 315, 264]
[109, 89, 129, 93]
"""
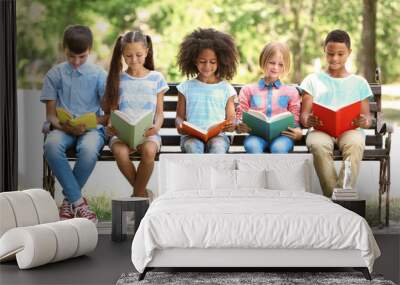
[113, 110, 135, 126]
[246, 110, 267, 121]
[313, 100, 361, 112]
[132, 110, 153, 125]
[269, 111, 293, 123]
[71, 113, 97, 129]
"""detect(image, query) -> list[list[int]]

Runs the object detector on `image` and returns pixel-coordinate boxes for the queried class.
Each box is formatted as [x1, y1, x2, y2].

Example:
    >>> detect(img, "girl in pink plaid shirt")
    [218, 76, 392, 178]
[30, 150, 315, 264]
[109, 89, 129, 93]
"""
[236, 42, 302, 153]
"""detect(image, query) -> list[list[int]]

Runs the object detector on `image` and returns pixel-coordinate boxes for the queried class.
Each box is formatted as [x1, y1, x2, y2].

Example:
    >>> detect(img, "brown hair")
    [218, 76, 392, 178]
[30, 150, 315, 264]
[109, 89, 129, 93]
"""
[259, 42, 291, 77]
[177, 28, 239, 80]
[102, 30, 154, 114]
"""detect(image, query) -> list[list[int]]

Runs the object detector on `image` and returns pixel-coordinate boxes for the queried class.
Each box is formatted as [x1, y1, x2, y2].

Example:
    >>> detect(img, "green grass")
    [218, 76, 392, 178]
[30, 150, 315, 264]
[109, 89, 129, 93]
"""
[381, 108, 400, 125]
[87, 193, 400, 226]
[382, 94, 400, 101]
[87, 195, 112, 221]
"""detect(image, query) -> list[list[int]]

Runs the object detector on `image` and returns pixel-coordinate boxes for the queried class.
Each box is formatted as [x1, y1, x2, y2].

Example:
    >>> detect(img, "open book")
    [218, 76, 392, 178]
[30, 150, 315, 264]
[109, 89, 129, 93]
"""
[312, 100, 361, 138]
[56, 108, 97, 129]
[181, 120, 229, 142]
[111, 110, 153, 149]
[242, 110, 295, 142]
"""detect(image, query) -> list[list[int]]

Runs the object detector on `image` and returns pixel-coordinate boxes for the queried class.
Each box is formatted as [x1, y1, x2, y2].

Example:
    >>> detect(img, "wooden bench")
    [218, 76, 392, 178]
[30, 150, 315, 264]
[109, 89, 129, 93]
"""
[42, 75, 393, 226]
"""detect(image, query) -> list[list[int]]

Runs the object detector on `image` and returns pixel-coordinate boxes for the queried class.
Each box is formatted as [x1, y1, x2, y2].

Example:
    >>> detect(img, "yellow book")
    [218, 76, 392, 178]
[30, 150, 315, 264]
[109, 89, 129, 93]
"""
[56, 108, 97, 129]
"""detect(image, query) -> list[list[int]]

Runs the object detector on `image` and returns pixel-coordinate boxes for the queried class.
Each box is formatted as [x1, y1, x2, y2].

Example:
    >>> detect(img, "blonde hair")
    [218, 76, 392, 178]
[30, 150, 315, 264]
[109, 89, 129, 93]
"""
[259, 42, 291, 76]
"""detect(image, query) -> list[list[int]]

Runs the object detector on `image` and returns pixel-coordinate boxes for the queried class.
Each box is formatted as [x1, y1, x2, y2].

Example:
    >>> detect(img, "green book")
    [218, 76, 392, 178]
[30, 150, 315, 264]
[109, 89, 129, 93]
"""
[110, 110, 153, 149]
[242, 110, 295, 142]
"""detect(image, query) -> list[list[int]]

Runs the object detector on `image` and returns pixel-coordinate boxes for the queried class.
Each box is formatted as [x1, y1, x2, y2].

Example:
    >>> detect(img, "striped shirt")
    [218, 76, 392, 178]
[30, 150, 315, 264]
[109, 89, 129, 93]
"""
[177, 79, 236, 130]
[118, 71, 169, 122]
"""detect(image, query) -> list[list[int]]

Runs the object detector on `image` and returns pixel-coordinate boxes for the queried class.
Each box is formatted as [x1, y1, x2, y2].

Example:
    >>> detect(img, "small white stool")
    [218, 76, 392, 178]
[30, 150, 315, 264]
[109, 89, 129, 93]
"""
[111, 197, 149, 242]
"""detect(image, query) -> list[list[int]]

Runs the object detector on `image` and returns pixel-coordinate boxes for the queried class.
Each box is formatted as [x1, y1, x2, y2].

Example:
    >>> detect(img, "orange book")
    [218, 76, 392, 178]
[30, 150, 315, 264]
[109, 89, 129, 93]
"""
[312, 100, 361, 138]
[181, 120, 229, 142]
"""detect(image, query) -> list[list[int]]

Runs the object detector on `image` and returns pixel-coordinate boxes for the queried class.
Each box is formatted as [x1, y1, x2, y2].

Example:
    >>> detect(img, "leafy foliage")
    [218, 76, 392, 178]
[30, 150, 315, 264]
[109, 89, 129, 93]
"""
[16, 0, 400, 88]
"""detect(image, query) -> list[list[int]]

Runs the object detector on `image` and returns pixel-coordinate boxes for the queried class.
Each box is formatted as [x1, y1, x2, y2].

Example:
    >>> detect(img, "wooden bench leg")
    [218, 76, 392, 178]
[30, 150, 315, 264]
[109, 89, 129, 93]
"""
[43, 158, 56, 198]
[379, 157, 391, 227]
[385, 156, 391, 226]
[378, 158, 384, 226]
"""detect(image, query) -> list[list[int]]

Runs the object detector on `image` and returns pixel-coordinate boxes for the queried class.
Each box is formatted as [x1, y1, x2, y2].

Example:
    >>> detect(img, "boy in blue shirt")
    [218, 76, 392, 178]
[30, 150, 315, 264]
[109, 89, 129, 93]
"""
[300, 30, 372, 197]
[41, 25, 107, 223]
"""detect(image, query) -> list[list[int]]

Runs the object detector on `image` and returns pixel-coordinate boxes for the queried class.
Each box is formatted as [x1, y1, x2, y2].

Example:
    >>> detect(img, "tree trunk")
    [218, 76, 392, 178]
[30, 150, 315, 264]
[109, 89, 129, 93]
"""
[359, 0, 377, 82]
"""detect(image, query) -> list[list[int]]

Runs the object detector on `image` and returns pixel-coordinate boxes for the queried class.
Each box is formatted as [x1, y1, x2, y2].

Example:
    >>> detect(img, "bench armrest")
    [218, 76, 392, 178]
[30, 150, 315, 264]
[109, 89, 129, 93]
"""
[42, 121, 52, 134]
[377, 121, 394, 136]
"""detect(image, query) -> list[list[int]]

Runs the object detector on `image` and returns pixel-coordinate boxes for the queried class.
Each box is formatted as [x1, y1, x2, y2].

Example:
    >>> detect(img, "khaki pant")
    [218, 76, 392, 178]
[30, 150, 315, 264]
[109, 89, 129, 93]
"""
[306, 130, 365, 197]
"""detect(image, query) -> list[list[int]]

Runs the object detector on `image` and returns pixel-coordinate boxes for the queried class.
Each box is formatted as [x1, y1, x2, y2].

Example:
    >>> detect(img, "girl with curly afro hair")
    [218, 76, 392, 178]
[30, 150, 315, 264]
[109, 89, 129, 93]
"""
[175, 28, 239, 153]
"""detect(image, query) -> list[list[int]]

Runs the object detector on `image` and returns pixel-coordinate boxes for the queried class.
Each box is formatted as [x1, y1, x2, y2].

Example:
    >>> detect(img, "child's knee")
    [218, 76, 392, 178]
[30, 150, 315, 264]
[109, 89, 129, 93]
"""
[207, 137, 229, 154]
[141, 143, 157, 160]
[270, 136, 293, 153]
[76, 139, 102, 158]
[182, 138, 204, 153]
[112, 144, 130, 159]
[244, 136, 266, 153]
[306, 135, 333, 154]
[44, 136, 66, 157]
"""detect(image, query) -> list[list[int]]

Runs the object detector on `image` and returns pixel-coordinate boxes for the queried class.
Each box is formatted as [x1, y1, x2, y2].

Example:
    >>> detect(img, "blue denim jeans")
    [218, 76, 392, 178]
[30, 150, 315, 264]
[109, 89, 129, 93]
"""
[244, 135, 294, 154]
[43, 128, 105, 203]
[180, 134, 230, 154]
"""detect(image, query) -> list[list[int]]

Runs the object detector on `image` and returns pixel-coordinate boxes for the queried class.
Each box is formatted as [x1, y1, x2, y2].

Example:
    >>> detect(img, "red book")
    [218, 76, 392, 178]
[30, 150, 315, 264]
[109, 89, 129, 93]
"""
[181, 120, 229, 142]
[312, 100, 361, 138]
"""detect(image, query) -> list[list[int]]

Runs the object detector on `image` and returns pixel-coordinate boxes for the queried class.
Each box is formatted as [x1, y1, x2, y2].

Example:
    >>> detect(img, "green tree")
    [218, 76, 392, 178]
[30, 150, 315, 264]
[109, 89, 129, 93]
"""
[16, 0, 400, 87]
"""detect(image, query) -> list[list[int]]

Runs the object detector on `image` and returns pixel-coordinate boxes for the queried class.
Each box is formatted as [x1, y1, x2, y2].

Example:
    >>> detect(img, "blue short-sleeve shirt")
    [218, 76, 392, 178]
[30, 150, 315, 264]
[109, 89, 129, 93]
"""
[40, 62, 107, 116]
[177, 79, 236, 130]
[118, 71, 169, 121]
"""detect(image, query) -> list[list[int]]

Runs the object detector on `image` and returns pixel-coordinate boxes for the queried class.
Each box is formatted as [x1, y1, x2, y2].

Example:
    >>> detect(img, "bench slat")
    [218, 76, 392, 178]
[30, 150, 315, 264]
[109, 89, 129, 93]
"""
[158, 133, 383, 148]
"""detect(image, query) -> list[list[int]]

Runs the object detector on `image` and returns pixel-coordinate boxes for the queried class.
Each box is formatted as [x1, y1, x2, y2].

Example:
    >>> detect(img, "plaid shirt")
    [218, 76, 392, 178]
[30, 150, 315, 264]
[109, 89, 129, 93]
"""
[236, 79, 301, 126]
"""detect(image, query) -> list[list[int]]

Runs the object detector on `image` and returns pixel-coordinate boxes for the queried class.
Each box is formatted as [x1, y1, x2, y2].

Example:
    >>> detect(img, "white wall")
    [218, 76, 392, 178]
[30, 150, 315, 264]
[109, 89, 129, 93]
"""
[18, 90, 399, 201]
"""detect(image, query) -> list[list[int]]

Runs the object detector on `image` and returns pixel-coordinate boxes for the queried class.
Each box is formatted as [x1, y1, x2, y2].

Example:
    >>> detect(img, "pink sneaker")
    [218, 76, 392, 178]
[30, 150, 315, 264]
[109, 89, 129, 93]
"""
[59, 199, 74, 220]
[74, 198, 98, 224]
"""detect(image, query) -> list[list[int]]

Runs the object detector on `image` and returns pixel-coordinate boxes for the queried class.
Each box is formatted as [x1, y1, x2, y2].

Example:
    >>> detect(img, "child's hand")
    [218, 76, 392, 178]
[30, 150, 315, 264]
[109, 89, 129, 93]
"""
[352, 114, 370, 129]
[62, 121, 86, 136]
[144, 126, 158, 137]
[105, 125, 118, 137]
[235, 122, 251, 134]
[223, 120, 236, 132]
[72, 123, 87, 136]
[304, 114, 322, 128]
[175, 118, 186, 135]
[176, 122, 184, 135]
[281, 127, 303, 141]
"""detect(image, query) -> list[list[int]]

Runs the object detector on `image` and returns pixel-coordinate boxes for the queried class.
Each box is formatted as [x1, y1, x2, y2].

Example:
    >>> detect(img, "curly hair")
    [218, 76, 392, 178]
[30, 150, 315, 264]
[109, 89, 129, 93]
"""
[177, 28, 239, 80]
